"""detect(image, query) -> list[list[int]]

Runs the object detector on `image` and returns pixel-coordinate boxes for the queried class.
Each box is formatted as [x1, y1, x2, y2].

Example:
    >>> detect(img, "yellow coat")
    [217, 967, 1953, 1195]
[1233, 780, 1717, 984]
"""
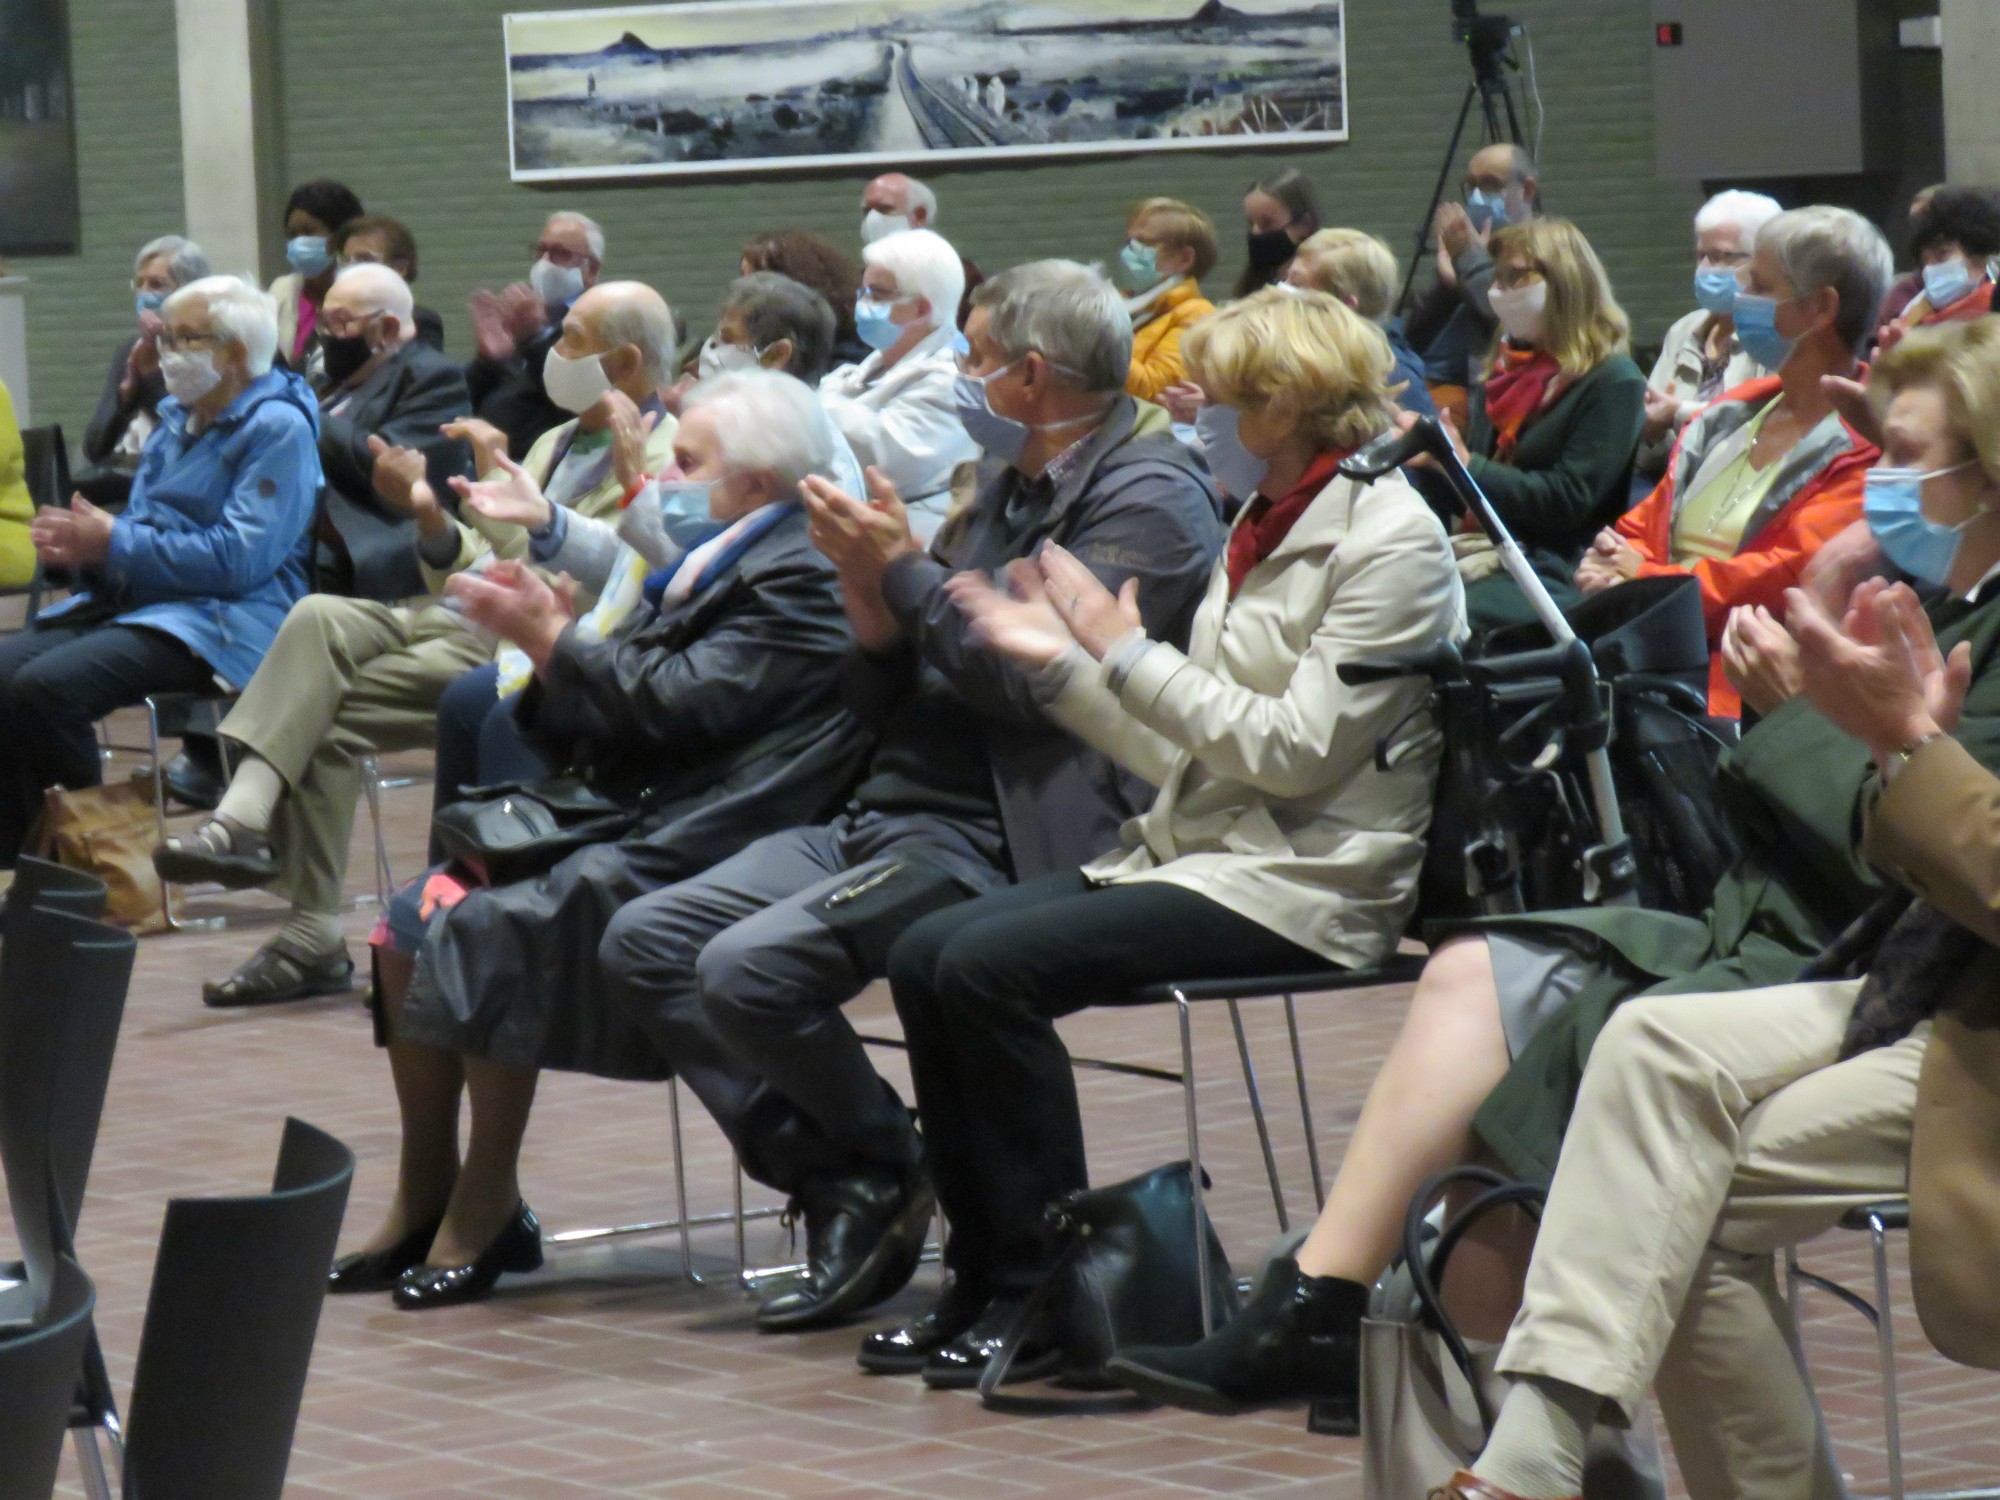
[0, 380, 37, 588]
[1125, 280, 1215, 403]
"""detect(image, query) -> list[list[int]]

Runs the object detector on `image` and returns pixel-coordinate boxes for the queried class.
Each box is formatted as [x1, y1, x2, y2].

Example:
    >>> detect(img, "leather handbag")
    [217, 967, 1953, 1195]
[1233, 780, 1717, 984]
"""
[27, 774, 166, 934]
[978, 1160, 1240, 1409]
[430, 776, 642, 888]
[1361, 1166, 1665, 1500]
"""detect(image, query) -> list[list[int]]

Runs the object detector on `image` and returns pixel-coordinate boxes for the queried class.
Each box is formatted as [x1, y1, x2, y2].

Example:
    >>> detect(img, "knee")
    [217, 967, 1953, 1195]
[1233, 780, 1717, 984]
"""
[7, 653, 77, 722]
[1408, 934, 1498, 1026]
[598, 897, 700, 1010]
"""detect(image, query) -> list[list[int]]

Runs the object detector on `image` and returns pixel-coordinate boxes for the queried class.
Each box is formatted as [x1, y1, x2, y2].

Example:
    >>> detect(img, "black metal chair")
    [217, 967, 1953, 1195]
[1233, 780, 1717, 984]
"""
[0, 1256, 96, 1500]
[119, 1116, 354, 1500]
[11, 423, 69, 627]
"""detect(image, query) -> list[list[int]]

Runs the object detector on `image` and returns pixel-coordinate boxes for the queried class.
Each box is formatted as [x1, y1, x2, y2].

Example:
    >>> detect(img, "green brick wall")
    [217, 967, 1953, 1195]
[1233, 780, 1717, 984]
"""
[25, 0, 1703, 441]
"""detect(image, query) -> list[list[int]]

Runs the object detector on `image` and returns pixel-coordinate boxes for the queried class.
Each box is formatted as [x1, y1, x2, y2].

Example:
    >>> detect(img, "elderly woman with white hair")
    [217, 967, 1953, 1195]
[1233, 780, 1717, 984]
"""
[1636, 188, 1785, 478]
[77, 234, 213, 509]
[324, 368, 872, 1310]
[817, 226, 979, 540]
[0, 274, 320, 866]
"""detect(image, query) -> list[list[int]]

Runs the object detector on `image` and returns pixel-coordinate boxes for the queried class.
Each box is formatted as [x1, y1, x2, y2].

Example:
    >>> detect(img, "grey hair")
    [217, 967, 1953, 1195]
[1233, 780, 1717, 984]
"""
[862, 227, 964, 334]
[683, 368, 840, 490]
[330, 261, 415, 327]
[165, 274, 279, 376]
[133, 235, 210, 287]
[722, 272, 835, 384]
[548, 210, 606, 263]
[1695, 189, 1783, 244]
[1759, 205, 1895, 354]
[971, 259, 1131, 394]
[905, 176, 939, 223]
[589, 281, 677, 387]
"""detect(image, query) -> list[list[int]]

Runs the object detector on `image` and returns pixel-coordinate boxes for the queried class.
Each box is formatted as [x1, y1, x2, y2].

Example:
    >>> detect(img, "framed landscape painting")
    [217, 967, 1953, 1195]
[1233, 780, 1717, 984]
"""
[0, 0, 80, 254]
[504, 0, 1346, 182]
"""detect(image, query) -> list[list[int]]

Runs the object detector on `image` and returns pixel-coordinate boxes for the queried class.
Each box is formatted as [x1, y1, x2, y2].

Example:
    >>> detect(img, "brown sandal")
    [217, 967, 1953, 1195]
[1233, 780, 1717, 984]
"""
[202, 939, 354, 1009]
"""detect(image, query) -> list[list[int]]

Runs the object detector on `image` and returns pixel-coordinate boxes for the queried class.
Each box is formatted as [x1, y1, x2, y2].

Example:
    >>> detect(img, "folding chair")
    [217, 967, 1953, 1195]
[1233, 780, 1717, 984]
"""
[97, 690, 239, 930]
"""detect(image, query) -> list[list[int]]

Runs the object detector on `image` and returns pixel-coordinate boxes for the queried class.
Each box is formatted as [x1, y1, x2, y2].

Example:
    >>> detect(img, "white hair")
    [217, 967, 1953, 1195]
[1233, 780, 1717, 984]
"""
[133, 235, 209, 287]
[684, 368, 840, 490]
[1695, 189, 1784, 245]
[905, 176, 938, 223]
[589, 281, 678, 387]
[165, 274, 279, 376]
[971, 259, 1132, 393]
[862, 227, 964, 334]
[331, 261, 415, 327]
[547, 210, 606, 264]
[1759, 205, 1895, 353]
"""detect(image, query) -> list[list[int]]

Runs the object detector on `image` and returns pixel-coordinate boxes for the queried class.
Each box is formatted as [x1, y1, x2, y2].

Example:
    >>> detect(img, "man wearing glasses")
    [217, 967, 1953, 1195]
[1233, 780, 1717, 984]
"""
[465, 211, 607, 459]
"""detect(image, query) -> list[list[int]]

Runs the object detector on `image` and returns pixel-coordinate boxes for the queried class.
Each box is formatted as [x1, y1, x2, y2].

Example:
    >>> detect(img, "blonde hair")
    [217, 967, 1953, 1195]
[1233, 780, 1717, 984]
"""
[1482, 217, 1630, 381]
[1871, 318, 2000, 490]
[1128, 197, 1219, 282]
[1289, 228, 1399, 323]
[1181, 285, 1399, 452]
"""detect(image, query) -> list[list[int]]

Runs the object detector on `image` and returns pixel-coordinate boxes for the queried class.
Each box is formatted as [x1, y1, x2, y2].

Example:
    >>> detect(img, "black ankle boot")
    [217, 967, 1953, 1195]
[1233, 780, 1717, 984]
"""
[1102, 1256, 1366, 1432]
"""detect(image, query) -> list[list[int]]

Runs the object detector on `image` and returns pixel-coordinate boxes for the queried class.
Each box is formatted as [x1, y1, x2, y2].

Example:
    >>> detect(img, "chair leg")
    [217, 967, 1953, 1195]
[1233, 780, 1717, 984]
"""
[1281, 994, 1324, 1209]
[73, 1425, 113, 1500]
[669, 1077, 693, 1282]
[1177, 990, 1213, 1336]
[363, 756, 394, 907]
[145, 697, 178, 931]
[1226, 997, 1288, 1233]
[1872, 1212, 1905, 1500]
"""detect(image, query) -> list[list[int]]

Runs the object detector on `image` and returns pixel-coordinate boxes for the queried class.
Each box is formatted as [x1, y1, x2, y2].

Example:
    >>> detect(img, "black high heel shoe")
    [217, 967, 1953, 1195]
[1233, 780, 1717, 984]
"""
[391, 1203, 543, 1310]
[327, 1217, 443, 1295]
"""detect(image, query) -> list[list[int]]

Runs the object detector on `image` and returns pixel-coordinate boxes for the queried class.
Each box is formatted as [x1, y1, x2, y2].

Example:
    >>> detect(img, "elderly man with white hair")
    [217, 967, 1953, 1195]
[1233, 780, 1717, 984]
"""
[326, 369, 873, 1310]
[157, 280, 681, 1011]
[1636, 188, 1785, 478]
[0, 275, 321, 866]
[818, 226, 980, 540]
[467, 210, 608, 460]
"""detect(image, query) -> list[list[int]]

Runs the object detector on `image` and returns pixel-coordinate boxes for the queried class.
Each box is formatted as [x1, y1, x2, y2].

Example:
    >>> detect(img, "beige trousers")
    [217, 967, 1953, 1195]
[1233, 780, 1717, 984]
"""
[1497, 981, 1929, 1500]
[218, 594, 492, 916]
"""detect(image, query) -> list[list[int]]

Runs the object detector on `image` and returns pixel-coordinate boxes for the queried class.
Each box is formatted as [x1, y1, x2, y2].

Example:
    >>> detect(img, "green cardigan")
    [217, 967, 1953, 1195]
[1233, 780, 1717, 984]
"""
[1467, 581, 2000, 1181]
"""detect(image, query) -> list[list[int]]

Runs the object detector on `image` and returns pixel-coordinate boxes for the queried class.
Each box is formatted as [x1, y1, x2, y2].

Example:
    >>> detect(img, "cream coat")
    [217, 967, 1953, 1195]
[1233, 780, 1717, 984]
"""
[1046, 467, 1466, 966]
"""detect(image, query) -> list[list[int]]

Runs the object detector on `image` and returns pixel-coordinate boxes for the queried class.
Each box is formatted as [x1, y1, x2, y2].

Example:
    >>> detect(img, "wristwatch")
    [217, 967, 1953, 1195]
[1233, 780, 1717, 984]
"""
[1883, 731, 1946, 783]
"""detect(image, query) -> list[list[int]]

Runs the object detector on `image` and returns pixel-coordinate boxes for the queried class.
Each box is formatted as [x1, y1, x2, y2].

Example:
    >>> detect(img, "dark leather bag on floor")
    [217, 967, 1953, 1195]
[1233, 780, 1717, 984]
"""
[977, 1160, 1241, 1409]
[429, 776, 641, 888]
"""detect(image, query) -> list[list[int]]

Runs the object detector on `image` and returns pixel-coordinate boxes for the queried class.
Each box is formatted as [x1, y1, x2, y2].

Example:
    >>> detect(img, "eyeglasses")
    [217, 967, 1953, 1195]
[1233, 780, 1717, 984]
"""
[155, 330, 226, 354]
[857, 285, 901, 305]
[1491, 264, 1546, 291]
[1697, 250, 1752, 269]
[532, 242, 592, 268]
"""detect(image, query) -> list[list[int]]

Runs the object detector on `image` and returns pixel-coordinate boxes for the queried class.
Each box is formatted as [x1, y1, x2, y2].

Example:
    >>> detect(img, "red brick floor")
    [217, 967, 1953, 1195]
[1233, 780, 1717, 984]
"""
[17, 722, 2000, 1496]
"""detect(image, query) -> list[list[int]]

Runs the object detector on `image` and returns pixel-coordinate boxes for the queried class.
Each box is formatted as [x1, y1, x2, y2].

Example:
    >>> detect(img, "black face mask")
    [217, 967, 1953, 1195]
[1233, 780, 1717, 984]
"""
[1246, 227, 1296, 273]
[320, 331, 374, 386]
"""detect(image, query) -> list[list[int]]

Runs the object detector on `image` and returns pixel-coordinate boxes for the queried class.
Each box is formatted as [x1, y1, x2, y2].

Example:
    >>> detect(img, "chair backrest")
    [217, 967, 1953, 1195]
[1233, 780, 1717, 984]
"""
[18, 425, 70, 512]
[0, 904, 135, 1315]
[122, 1117, 354, 1500]
[0, 1255, 96, 1500]
[4, 856, 109, 931]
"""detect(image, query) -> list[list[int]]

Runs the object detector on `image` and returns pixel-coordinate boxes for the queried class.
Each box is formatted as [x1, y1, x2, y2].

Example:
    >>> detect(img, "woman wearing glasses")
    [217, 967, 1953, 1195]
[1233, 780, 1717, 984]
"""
[0, 274, 321, 866]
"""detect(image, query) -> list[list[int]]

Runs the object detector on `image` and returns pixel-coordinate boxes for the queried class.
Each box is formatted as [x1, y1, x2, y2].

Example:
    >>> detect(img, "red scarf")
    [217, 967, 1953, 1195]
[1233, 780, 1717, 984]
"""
[1483, 345, 1563, 460]
[1225, 448, 1351, 598]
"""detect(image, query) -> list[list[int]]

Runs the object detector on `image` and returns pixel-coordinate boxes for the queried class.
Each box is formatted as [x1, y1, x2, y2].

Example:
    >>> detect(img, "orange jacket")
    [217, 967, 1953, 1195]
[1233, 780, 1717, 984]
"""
[1615, 375, 1877, 718]
[1126, 280, 1215, 402]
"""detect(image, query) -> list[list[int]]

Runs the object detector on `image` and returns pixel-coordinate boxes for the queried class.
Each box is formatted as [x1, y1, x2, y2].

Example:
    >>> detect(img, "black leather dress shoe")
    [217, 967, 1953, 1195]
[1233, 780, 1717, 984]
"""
[857, 1273, 988, 1374]
[391, 1203, 542, 1310]
[163, 742, 225, 812]
[755, 1172, 935, 1333]
[920, 1294, 1061, 1390]
[327, 1218, 443, 1295]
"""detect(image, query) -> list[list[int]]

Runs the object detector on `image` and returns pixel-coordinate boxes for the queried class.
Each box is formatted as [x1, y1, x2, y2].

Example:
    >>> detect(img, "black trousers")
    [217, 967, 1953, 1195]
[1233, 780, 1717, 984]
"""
[887, 871, 1328, 1296]
[0, 618, 211, 864]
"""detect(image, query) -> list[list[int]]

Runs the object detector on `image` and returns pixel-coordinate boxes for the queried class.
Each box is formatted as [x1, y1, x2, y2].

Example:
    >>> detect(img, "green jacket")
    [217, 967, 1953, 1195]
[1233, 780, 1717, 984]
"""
[1469, 582, 2000, 1180]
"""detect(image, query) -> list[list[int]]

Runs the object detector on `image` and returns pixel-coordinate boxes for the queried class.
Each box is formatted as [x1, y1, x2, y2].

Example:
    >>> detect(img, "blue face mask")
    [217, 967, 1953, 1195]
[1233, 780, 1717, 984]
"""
[952, 357, 1106, 469]
[1194, 404, 1269, 502]
[854, 298, 903, 352]
[1923, 256, 1977, 312]
[1730, 292, 1796, 371]
[1693, 266, 1739, 317]
[1118, 239, 1161, 292]
[286, 235, 332, 278]
[655, 479, 716, 530]
[1864, 461, 1982, 586]
[135, 290, 166, 319]
[1465, 188, 1512, 233]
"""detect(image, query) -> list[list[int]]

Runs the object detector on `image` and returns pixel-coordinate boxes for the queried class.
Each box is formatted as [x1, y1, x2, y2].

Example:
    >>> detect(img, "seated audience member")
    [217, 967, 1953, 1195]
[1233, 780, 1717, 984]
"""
[1580, 206, 1892, 718]
[742, 229, 867, 366]
[77, 234, 211, 510]
[1635, 189, 1782, 479]
[334, 372, 874, 1307]
[1117, 198, 1218, 403]
[1289, 228, 1438, 420]
[696, 272, 837, 385]
[155, 282, 678, 1008]
[874, 287, 1465, 1388]
[817, 228, 978, 541]
[1105, 316, 2000, 1428]
[467, 211, 605, 459]
[1431, 573, 2000, 1500]
[861, 172, 983, 325]
[0, 276, 320, 867]
[333, 212, 445, 350]
[1234, 168, 1320, 297]
[312, 262, 474, 602]
[0, 378, 30, 587]
[1407, 145, 1543, 399]
[1881, 184, 2000, 342]
[1878, 182, 1944, 329]
[1424, 216, 1646, 632]
[270, 178, 365, 390]
[581, 262, 1223, 1330]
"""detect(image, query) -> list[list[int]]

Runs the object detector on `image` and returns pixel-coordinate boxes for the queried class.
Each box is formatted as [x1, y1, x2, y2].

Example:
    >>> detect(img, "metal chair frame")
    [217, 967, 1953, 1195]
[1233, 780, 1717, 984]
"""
[94, 693, 238, 932]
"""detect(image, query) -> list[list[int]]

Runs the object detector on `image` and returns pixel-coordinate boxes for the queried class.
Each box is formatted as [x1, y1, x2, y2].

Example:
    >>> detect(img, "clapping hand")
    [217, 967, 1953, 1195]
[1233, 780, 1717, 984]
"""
[440, 415, 512, 479]
[800, 467, 919, 580]
[946, 558, 1076, 670]
[30, 495, 115, 568]
[1719, 604, 1804, 715]
[1037, 543, 1141, 660]
[448, 449, 553, 532]
[1435, 201, 1481, 262]
[367, 436, 439, 521]
[1799, 517, 1884, 616]
[602, 390, 660, 492]
[1160, 382, 1207, 425]
[1574, 527, 1641, 595]
[444, 559, 572, 667]
[1785, 579, 1970, 765]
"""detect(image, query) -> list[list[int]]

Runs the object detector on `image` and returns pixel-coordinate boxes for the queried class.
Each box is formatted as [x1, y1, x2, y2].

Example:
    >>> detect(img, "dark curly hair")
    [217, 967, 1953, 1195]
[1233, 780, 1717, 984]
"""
[283, 179, 365, 236]
[1910, 185, 2000, 263]
[741, 229, 861, 345]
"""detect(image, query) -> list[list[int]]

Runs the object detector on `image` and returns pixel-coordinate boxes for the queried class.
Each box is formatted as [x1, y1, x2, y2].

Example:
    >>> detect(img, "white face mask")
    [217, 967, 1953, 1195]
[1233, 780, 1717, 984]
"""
[160, 347, 224, 405]
[1488, 280, 1549, 344]
[698, 334, 762, 380]
[542, 346, 613, 415]
[862, 210, 910, 245]
[530, 256, 587, 308]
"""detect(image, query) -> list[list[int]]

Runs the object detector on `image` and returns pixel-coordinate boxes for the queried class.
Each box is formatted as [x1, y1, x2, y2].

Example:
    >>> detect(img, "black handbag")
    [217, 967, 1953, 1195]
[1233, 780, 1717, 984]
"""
[430, 776, 643, 887]
[977, 1160, 1240, 1409]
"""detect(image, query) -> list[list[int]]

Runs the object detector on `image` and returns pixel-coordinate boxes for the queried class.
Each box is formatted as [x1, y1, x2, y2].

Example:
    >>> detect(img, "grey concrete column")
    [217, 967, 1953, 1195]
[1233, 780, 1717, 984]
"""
[1943, 0, 2000, 181]
[174, 0, 285, 281]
